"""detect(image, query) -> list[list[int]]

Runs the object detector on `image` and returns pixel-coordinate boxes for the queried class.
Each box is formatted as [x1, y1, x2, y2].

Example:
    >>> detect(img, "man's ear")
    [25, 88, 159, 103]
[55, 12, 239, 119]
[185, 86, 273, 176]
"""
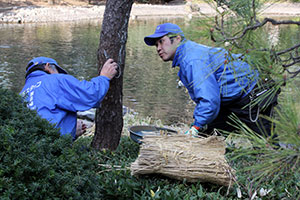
[175, 35, 182, 44]
[44, 63, 51, 73]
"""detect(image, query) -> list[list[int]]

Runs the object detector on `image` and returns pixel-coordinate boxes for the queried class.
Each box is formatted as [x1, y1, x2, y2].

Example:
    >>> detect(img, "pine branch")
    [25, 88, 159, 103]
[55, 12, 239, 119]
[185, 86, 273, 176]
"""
[223, 18, 300, 41]
[211, 13, 300, 78]
[278, 44, 300, 78]
[277, 43, 300, 56]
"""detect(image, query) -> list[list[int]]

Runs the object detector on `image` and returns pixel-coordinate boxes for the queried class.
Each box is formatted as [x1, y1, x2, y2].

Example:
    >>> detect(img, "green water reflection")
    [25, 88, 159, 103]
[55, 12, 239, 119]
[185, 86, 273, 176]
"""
[0, 18, 195, 125]
[0, 17, 298, 125]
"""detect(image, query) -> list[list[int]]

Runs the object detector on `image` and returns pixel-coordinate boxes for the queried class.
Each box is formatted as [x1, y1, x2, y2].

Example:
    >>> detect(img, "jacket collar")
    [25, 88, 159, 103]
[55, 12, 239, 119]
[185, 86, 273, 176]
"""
[25, 70, 48, 80]
[172, 39, 188, 68]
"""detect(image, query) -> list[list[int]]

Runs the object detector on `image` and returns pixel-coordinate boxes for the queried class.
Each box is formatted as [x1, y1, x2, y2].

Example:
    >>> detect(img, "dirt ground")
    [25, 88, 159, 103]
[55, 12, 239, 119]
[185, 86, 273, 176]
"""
[0, 0, 186, 7]
[0, 0, 93, 7]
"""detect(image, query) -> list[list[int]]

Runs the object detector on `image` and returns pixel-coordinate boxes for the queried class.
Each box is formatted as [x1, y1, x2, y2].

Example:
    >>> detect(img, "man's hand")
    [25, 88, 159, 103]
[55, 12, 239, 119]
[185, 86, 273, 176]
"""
[100, 58, 118, 79]
[185, 126, 200, 137]
[76, 119, 87, 137]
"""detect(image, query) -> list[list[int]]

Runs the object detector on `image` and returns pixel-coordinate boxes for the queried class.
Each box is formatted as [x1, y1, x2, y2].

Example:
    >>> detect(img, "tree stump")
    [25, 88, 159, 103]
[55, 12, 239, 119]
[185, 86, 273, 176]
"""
[130, 135, 235, 186]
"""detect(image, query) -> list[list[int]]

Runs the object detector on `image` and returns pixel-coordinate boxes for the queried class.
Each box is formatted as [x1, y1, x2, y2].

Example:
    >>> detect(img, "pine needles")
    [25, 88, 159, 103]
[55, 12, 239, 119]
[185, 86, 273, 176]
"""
[226, 85, 300, 190]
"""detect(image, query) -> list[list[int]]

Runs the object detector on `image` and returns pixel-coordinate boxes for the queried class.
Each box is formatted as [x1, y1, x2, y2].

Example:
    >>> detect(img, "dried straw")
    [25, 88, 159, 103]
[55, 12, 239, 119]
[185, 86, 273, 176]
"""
[130, 135, 235, 186]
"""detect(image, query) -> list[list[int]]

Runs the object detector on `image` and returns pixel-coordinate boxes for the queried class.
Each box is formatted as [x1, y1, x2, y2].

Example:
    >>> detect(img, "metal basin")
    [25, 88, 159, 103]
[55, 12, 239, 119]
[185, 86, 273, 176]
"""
[128, 125, 177, 144]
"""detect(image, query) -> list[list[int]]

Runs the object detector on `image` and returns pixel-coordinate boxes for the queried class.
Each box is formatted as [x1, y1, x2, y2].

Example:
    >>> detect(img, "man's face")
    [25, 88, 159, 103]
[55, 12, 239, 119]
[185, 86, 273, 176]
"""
[155, 35, 179, 62]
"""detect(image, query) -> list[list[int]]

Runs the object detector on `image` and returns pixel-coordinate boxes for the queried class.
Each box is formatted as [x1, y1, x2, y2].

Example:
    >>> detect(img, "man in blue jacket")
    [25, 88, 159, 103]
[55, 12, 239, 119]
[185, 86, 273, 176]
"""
[20, 56, 117, 140]
[144, 23, 278, 137]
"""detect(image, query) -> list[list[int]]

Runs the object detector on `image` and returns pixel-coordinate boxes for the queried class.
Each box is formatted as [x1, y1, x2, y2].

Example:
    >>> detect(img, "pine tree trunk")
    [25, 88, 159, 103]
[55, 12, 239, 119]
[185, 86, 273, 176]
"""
[91, 0, 134, 150]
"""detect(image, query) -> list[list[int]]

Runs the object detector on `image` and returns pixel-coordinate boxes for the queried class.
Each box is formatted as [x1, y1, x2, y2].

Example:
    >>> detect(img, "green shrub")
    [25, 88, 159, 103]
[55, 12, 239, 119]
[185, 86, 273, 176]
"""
[92, 136, 232, 200]
[0, 89, 102, 199]
[1, 88, 298, 199]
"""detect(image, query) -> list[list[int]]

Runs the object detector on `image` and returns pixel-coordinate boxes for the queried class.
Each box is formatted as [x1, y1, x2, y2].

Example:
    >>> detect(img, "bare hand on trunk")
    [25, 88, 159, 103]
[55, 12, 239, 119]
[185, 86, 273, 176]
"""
[100, 58, 118, 79]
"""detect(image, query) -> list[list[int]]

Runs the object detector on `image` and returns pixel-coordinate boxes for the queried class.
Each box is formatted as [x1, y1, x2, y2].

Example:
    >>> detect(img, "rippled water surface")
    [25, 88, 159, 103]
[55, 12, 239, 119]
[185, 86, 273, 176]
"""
[0, 17, 298, 125]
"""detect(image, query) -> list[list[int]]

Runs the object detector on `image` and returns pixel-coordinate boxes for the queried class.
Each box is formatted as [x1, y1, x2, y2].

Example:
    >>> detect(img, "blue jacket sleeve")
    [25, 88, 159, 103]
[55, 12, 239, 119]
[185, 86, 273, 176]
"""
[54, 74, 110, 112]
[183, 60, 220, 127]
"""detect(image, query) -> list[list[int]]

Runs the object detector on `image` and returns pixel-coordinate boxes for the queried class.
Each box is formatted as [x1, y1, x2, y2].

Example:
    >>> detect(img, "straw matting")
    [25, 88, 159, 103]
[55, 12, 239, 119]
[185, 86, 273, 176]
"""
[130, 135, 235, 186]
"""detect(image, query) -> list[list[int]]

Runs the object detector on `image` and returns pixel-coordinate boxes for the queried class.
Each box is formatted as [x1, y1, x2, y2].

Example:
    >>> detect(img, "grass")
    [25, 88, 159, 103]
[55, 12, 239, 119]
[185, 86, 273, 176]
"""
[75, 104, 299, 199]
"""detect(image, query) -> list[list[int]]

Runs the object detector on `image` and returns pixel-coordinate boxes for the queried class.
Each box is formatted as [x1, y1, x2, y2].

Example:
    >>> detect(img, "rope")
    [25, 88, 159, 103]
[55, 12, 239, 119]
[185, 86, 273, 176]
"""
[249, 96, 260, 122]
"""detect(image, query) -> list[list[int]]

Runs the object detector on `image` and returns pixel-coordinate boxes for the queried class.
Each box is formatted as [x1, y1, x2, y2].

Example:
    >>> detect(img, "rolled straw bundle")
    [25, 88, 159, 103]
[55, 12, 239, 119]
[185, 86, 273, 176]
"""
[130, 135, 235, 186]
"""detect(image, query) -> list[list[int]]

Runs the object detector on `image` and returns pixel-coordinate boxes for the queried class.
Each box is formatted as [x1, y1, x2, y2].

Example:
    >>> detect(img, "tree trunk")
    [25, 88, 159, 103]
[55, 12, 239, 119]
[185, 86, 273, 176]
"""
[91, 0, 134, 150]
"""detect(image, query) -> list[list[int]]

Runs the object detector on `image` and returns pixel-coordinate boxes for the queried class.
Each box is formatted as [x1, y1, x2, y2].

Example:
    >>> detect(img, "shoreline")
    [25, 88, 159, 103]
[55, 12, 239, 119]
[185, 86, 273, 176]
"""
[0, 3, 299, 24]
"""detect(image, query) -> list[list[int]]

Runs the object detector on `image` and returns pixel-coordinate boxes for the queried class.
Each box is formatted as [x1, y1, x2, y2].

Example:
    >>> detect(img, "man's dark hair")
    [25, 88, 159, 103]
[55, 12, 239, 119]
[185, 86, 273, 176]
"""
[168, 34, 184, 44]
[25, 64, 57, 78]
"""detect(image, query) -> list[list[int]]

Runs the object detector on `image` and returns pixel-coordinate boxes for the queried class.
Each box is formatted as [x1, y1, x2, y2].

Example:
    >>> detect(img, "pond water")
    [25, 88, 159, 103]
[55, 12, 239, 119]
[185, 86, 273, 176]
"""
[0, 17, 298, 125]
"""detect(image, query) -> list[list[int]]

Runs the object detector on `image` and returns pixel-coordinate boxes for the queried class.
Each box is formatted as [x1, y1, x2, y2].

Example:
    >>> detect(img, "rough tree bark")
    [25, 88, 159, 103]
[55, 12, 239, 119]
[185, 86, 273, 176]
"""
[91, 0, 134, 150]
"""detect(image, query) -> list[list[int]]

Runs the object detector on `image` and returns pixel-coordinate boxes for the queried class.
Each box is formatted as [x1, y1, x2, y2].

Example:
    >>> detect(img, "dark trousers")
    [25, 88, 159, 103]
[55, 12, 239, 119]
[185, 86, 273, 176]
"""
[206, 88, 279, 137]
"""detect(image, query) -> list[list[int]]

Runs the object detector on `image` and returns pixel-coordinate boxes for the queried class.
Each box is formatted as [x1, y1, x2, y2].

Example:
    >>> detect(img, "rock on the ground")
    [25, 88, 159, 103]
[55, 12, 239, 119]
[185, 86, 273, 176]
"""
[77, 106, 137, 122]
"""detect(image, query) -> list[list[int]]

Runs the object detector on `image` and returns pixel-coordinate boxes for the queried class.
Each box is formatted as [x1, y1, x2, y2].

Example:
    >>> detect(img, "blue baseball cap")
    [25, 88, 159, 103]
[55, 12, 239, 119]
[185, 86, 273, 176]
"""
[26, 56, 68, 75]
[144, 23, 184, 46]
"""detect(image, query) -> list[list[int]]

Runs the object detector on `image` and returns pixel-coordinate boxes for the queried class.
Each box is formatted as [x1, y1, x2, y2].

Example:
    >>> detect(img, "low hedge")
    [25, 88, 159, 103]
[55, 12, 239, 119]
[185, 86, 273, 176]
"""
[0, 89, 102, 199]
[0, 88, 229, 199]
[1, 88, 298, 199]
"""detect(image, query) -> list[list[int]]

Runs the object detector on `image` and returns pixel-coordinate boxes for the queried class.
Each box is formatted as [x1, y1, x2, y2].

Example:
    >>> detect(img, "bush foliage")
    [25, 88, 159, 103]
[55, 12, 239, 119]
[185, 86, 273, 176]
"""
[0, 89, 102, 199]
[1, 88, 299, 199]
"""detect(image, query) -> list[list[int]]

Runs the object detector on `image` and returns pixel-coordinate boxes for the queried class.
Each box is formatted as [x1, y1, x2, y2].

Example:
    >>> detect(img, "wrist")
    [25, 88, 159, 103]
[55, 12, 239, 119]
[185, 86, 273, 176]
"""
[192, 125, 201, 131]
[193, 124, 208, 133]
[99, 75, 111, 81]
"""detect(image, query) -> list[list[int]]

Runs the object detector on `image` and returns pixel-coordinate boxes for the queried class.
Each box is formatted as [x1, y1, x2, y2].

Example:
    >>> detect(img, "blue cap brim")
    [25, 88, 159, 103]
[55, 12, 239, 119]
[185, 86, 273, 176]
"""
[55, 65, 68, 74]
[26, 59, 68, 75]
[144, 32, 169, 46]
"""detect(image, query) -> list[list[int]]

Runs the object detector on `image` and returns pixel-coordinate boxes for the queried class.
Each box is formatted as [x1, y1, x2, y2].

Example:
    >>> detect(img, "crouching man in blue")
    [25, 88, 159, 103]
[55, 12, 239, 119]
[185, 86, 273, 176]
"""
[20, 56, 117, 140]
[144, 23, 279, 137]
